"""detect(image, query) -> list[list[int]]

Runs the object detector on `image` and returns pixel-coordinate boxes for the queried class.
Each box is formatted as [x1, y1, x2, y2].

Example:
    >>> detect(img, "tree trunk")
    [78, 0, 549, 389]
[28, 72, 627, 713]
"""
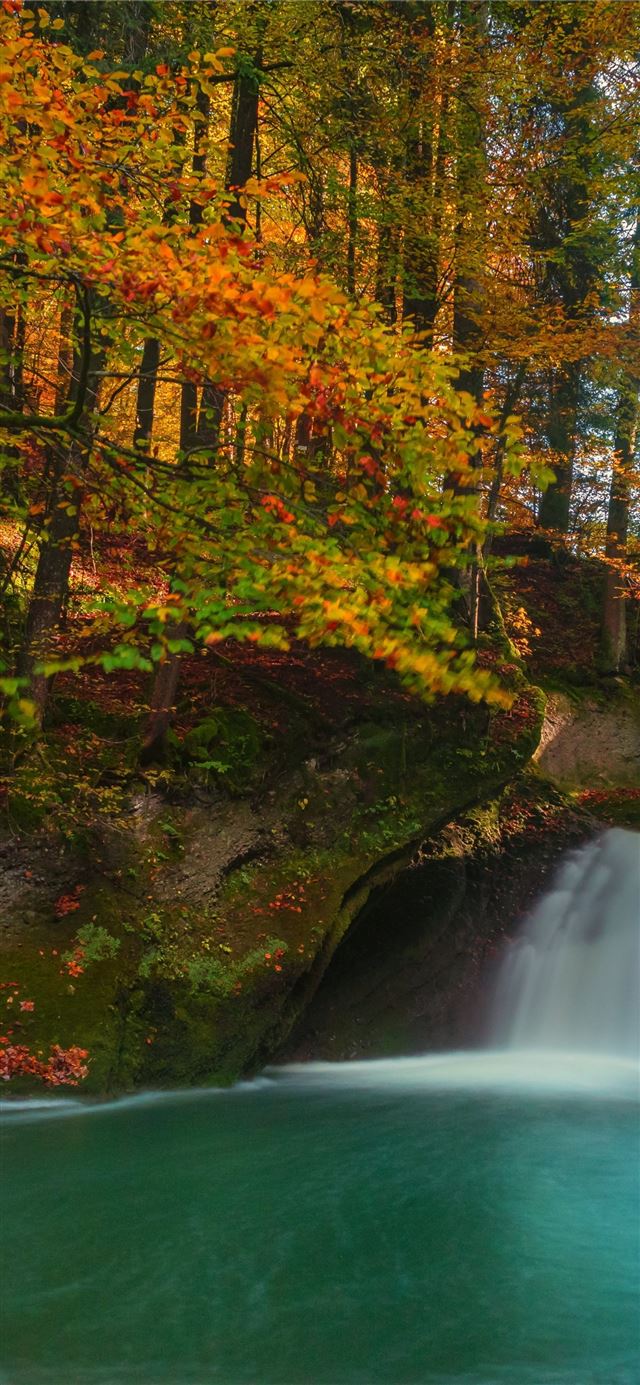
[602, 425, 633, 672]
[0, 295, 25, 501]
[538, 366, 579, 533]
[178, 84, 211, 456]
[533, 54, 599, 536]
[401, 4, 438, 341]
[16, 3, 152, 721]
[602, 212, 639, 670]
[450, 0, 488, 636]
[375, 215, 398, 324]
[134, 335, 160, 451]
[16, 444, 83, 721]
[452, 0, 487, 405]
[190, 59, 260, 453]
[225, 55, 261, 226]
[139, 621, 190, 764]
[121, 0, 153, 69]
[144, 57, 261, 757]
[54, 298, 74, 413]
[17, 300, 101, 723]
[346, 142, 358, 296]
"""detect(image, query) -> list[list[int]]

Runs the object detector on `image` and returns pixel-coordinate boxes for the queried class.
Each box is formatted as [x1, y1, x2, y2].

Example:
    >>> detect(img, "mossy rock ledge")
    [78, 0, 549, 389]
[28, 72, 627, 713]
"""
[1, 684, 546, 1095]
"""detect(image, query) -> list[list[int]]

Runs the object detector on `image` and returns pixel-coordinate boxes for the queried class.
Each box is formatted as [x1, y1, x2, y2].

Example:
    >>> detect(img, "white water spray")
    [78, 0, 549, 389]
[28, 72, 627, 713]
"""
[489, 828, 640, 1060]
[277, 828, 640, 1099]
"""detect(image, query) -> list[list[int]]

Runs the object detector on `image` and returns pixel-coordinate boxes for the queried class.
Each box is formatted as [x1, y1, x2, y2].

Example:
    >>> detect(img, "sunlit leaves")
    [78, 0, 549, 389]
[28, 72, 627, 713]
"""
[0, 9, 520, 711]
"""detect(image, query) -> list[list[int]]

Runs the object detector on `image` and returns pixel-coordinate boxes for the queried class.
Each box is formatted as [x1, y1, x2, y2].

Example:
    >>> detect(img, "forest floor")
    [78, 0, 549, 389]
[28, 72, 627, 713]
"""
[3, 526, 636, 825]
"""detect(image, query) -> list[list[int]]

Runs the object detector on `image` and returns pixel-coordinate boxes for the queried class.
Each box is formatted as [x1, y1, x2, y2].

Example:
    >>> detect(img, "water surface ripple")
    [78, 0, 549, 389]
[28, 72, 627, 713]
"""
[1, 1058, 638, 1385]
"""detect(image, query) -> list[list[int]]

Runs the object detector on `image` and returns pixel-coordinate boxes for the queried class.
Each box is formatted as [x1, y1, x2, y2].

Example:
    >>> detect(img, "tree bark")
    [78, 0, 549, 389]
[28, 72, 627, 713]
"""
[17, 299, 101, 723]
[602, 211, 639, 670]
[178, 84, 211, 456]
[225, 55, 261, 226]
[144, 57, 261, 758]
[191, 58, 261, 452]
[16, 444, 83, 720]
[602, 401, 635, 671]
[450, 0, 489, 637]
[139, 622, 190, 764]
[452, 0, 487, 405]
[401, 3, 439, 340]
[538, 366, 579, 533]
[0, 294, 25, 500]
[375, 215, 398, 324]
[133, 335, 160, 451]
[346, 142, 358, 296]
[533, 53, 599, 536]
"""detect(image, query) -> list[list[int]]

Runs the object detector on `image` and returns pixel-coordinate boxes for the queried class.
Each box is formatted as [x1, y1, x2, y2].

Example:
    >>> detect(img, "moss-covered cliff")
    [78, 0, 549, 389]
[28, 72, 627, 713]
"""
[1, 658, 544, 1094]
[281, 677, 640, 1067]
[281, 775, 595, 1064]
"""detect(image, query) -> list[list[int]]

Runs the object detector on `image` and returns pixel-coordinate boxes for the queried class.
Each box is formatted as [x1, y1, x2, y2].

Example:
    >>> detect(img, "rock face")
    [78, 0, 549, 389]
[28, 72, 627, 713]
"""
[280, 684, 640, 1067]
[281, 779, 594, 1064]
[0, 681, 544, 1094]
[534, 690, 640, 789]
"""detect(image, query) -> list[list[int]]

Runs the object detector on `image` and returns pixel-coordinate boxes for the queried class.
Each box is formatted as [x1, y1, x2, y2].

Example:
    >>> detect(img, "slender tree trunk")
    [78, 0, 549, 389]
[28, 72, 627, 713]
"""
[602, 211, 639, 669]
[401, 5, 438, 340]
[193, 57, 261, 453]
[0, 309, 15, 410]
[602, 407, 635, 671]
[534, 60, 599, 536]
[295, 410, 327, 464]
[538, 366, 579, 533]
[14, 1, 151, 724]
[144, 59, 261, 759]
[121, 0, 153, 69]
[179, 381, 199, 456]
[450, 0, 488, 637]
[134, 336, 160, 450]
[17, 308, 101, 723]
[375, 215, 398, 324]
[73, 0, 103, 51]
[139, 624, 190, 764]
[225, 54, 261, 225]
[346, 142, 358, 296]
[178, 84, 211, 456]
[16, 444, 83, 720]
[452, 0, 487, 406]
[235, 401, 249, 468]
[484, 363, 527, 544]
[0, 298, 24, 500]
[54, 298, 74, 413]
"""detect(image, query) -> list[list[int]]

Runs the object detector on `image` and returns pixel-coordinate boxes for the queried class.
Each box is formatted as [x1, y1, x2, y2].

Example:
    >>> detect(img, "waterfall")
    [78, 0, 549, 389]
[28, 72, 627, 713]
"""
[489, 828, 640, 1060]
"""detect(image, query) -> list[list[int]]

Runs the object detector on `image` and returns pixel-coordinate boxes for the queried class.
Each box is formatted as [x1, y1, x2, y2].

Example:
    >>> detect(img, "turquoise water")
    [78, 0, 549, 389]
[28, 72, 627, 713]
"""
[1, 1056, 638, 1385]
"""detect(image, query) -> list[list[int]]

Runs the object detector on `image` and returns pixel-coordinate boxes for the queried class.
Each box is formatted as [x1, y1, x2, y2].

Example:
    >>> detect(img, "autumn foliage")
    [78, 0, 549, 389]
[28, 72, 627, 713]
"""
[0, 1040, 89, 1086]
[0, 0, 638, 1088]
[0, 6, 533, 737]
